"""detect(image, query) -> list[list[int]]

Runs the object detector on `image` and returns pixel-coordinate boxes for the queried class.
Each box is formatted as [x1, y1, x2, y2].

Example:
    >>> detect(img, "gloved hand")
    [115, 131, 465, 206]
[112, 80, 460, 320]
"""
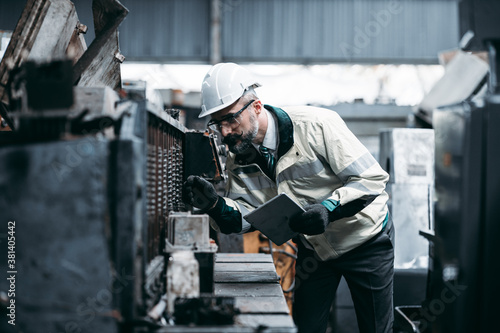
[182, 175, 219, 212]
[330, 196, 376, 220]
[289, 204, 330, 235]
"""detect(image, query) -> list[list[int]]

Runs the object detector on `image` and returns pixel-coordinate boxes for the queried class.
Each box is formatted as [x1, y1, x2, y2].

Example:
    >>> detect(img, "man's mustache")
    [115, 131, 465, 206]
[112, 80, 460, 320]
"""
[222, 132, 243, 145]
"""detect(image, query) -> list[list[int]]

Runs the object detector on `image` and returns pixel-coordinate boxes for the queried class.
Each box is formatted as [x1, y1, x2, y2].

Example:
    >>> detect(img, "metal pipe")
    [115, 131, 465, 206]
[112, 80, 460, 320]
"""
[487, 40, 500, 94]
[210, 0, 222, 64]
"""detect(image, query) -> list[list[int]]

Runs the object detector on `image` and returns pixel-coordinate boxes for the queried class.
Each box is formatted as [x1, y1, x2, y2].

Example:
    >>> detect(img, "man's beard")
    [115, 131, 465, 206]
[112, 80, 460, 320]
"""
[223, 113, 258, 154]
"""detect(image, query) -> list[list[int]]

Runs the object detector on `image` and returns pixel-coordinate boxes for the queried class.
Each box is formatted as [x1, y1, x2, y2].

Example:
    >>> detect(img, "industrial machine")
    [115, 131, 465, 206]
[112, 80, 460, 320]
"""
[0, 57, 226, 331]
[395, 0, 500, 331]
[396, 61, 500, 333]
[0, 57, 296, 332]
[0, 1, 297, 332]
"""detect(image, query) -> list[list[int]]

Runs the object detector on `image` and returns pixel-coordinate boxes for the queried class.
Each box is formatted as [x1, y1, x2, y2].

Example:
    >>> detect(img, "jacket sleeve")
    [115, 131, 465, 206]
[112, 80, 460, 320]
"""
[311, 110, 389, 212]
[207, 170, 257, 235]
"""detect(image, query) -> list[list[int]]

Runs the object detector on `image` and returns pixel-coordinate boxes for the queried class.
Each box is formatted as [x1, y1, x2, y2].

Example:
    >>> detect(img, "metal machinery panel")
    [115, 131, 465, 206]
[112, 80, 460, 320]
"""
[375, 129, 435, 333]
[380, 128, 435, 185]
[0, 0, 127, 130]
[0, 57, 233, 332]
[390, 183, 432, 268]
[379, 129, 434, 269]
[0, 139, 118, 333]
[429, 95, 500, 333]
[459, 0, 500, 51]
[0, 81, 190, 332]
[481, 94, 500, 332]
[0, 2, 292, 331]
[0, 63, 242, 331]
[146, 105, 185, 264]
[0, 2, 293, 332]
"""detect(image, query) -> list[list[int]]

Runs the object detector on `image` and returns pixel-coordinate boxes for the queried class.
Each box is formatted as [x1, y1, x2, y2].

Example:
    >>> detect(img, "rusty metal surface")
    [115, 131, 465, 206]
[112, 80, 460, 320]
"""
[0, 0, 80, 97]
[146, 109, 185, 262]
[0, 0, 125, 129]
[73, 0, 128, 89]
[76, 29, 122, 89]
[0, 0, 53, 105]
[66, 22, 88, 64]
[28, 0, 78, 61]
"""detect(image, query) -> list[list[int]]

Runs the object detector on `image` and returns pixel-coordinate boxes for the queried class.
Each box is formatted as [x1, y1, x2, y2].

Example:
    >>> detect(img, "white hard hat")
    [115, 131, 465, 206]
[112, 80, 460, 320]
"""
[199, 63, 261, 118]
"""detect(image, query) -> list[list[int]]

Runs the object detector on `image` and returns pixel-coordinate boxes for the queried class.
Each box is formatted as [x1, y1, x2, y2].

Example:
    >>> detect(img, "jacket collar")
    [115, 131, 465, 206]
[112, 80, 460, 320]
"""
[264, 105, 294, 160]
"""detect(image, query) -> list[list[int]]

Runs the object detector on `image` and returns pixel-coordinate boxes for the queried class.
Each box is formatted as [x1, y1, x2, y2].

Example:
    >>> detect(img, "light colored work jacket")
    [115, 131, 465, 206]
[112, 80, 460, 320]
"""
[216, 105, 389, 261]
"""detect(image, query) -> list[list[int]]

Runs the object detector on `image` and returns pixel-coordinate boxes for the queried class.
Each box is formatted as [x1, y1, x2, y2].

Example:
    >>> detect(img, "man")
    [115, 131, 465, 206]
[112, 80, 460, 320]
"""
[182, 63, 394, 333]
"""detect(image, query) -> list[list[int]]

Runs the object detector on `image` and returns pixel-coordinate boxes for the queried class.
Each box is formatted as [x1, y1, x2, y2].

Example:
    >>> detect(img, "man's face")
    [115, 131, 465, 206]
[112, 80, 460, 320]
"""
[210, 99, 259, 154]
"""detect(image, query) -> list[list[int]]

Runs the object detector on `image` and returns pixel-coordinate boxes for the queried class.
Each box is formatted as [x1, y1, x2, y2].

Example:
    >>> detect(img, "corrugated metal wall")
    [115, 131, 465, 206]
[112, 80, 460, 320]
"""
[118, 0, 459, 64]
[0, 0, 460, 64]
[119, 0, 210, 61]
[220, 0, 459, 63]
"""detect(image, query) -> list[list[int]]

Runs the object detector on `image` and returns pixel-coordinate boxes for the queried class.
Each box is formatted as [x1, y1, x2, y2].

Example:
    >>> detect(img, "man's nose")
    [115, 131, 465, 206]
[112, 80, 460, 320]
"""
[221, 125, 232, 137]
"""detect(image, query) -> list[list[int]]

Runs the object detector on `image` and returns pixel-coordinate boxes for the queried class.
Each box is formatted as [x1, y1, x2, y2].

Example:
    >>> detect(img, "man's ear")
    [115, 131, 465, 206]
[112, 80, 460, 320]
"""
[253, 100, 263, 115]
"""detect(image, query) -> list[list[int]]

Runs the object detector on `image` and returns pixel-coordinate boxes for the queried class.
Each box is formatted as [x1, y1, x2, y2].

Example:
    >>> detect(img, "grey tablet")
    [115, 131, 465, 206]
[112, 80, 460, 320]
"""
[243, 193, 304, 245]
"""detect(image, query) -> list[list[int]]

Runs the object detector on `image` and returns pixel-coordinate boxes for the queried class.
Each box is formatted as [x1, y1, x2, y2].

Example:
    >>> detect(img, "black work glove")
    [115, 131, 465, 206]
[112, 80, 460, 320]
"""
[289, 204, 330, 235]
[182, 175, 220, 212]
[330, 196, 376, 220]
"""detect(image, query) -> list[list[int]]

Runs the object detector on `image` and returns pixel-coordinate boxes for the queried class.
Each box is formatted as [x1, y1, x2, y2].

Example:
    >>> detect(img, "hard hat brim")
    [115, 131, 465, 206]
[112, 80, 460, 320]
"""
[199, 83, 261, 118]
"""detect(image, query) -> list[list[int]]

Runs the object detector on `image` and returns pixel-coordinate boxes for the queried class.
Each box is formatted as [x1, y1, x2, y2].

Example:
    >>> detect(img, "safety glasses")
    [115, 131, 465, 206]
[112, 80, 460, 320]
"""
[207, 99, 255, 132]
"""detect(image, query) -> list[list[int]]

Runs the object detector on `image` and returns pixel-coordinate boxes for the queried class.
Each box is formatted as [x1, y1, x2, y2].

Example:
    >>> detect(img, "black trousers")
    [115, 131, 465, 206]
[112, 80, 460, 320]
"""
[292, 219, 395, 333]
